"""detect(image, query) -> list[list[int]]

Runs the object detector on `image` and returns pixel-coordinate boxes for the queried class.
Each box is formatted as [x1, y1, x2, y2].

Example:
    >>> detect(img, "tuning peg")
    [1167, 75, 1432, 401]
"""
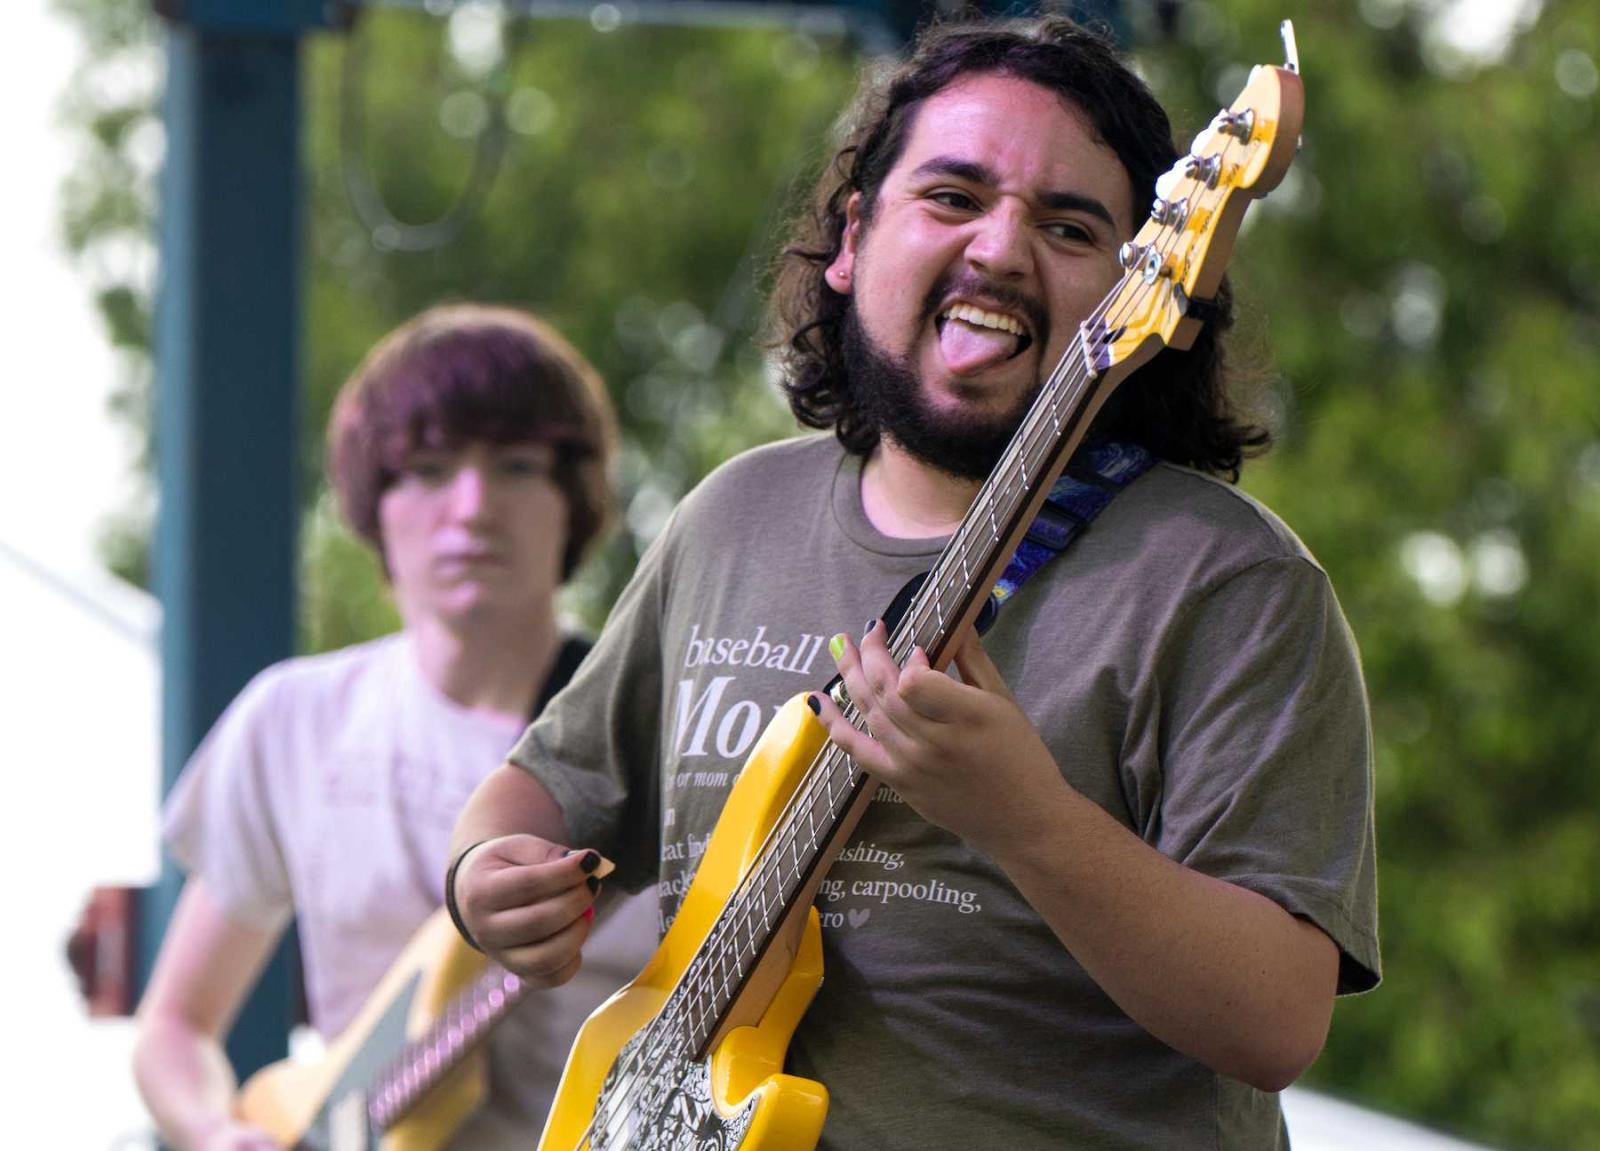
[1184, 153, 1223, 188]
[1150, 196, 1189, 228]
[1118, 241, 1148, 270]
[1140, 247, 1178, 284]
[1214, 109, 1255, 142]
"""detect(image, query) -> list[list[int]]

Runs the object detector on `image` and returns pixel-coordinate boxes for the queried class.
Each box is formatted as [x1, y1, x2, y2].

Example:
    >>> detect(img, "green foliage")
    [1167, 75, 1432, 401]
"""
[294, 9, 856, 642]
[1138, 3, 1600, 1146]
[56, 0, 1600, 1146]
[55, 0, 160, 516]
[54, 0, 856, 622]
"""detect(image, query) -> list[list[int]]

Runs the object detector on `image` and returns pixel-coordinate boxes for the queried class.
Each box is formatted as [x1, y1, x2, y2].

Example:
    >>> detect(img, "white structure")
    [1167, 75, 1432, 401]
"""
[1284, 1086, 1501, 1150]
[2, 542, 161, 1147]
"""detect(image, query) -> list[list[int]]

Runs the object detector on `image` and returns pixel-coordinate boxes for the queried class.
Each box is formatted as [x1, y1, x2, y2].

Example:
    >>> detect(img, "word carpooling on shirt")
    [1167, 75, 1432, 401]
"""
[659, 618, 990, 937]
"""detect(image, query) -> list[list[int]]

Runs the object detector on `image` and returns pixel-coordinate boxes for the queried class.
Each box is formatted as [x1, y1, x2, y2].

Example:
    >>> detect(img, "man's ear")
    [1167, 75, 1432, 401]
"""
[824, 192, 863, 295]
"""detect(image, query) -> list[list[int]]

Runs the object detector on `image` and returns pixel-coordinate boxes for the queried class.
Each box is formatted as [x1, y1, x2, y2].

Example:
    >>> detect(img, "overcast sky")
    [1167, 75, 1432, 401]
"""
[2, 1, 128, 579]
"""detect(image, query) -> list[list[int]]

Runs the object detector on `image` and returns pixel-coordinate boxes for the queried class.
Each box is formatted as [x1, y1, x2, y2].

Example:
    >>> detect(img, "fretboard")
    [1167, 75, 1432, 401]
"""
[365, 964, 529, 1130]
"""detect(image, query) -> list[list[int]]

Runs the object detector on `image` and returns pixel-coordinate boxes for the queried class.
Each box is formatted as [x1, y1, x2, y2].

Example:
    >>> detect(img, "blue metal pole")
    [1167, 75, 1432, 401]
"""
[150, 22, 303, 1079]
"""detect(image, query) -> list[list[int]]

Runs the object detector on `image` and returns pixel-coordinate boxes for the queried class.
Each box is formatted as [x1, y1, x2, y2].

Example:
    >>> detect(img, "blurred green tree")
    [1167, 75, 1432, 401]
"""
[55, 0, 860, 638]
[55, 0, 1600, 1147]
[1135, 2, 1600, 1146]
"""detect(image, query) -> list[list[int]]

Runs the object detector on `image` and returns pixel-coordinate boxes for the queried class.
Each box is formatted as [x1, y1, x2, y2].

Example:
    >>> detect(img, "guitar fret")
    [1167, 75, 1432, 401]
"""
[676, 721, 909, 1053]
[367, 962, 525, 1131]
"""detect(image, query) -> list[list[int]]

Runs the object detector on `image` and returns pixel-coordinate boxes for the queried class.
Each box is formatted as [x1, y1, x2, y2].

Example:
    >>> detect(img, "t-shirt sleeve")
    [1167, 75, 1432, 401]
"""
[508, 522, 673, 895]
[1151, 555, 1381, 994]
[162, 668, 296, 933]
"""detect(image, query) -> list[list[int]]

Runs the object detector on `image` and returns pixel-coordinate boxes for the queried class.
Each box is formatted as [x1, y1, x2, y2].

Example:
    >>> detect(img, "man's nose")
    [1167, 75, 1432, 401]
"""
[965, 203, 1032, 279]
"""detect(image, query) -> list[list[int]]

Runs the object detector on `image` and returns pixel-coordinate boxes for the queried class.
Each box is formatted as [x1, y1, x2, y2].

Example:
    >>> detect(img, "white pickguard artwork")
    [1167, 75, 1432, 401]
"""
[589, 1031, 758, 1151]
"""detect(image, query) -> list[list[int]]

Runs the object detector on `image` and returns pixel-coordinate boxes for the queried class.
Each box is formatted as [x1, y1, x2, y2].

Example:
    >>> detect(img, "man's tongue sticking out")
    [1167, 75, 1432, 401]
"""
[938, 316, 1021, 376]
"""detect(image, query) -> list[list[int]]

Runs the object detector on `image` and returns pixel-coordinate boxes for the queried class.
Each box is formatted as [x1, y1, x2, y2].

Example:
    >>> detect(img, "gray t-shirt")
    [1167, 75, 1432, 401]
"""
[512, 434, 1380, 1150]
[165, 633, 659, 1150]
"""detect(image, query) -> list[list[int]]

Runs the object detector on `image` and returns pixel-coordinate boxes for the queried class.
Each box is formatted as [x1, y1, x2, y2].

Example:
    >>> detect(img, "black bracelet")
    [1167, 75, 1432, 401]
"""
[445, 841, 490, 953]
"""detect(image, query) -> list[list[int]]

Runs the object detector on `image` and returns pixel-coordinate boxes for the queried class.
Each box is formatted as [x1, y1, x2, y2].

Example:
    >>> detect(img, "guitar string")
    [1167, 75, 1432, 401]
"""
[371, 968, 495, 1120]
[368, 965, 525, 1127]
[564, 128, 1245, 1151]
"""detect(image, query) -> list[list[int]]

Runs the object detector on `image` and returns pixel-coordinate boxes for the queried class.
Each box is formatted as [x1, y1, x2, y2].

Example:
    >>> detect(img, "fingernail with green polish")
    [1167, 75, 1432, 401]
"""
[829, 634, 847, 661]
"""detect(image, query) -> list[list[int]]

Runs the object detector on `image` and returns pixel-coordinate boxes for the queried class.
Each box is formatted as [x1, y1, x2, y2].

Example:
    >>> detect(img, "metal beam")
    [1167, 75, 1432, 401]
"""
[150, 19, 305, 1079]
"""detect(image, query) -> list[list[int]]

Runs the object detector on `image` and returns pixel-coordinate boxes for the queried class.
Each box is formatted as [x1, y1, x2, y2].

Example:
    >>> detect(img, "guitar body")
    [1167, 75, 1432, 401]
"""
[539, 694, 834, 1151]
[236, 908, 491, 1150]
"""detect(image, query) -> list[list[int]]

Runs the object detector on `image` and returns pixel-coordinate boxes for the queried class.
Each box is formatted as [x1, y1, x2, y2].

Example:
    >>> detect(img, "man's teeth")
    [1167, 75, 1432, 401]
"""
[940, 303, 1025, 337]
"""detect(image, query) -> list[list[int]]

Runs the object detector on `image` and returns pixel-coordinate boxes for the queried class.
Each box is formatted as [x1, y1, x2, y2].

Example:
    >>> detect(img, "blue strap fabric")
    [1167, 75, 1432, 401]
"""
[991, 441, 1155, 606]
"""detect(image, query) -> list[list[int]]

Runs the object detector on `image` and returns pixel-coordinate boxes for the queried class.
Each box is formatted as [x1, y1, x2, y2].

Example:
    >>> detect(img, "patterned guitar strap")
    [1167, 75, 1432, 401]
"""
[990, 439, 1155, 610]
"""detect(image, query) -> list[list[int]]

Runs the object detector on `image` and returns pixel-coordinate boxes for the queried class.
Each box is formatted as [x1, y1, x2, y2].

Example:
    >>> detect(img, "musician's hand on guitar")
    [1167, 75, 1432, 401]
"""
[453, 835, 605, 986]
[813, 620, 1065, 852]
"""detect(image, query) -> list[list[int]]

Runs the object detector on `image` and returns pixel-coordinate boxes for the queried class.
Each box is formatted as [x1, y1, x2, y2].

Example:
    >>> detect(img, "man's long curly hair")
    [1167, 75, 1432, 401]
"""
[766, 16, 1270, 480]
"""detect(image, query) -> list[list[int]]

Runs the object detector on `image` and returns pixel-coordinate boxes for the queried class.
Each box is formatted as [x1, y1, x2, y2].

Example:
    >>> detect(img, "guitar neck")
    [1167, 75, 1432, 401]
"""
[651, 325, 1138, 1059]
[904, 347, 1130, 672]
[365, 964, 529, 1129]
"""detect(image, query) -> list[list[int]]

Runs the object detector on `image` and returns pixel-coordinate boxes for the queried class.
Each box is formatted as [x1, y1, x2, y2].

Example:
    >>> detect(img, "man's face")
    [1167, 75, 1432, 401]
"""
[378, 439, 568, 628]
[826, 73, 1135, 476]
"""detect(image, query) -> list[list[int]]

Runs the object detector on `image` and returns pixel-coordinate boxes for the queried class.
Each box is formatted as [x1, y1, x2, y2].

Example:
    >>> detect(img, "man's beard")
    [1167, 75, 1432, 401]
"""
[843, 303, 1042, 483]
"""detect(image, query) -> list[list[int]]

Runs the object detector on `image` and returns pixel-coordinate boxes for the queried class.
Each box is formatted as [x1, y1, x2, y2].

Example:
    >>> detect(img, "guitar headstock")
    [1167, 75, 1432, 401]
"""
[1088, 21, 1305, 375]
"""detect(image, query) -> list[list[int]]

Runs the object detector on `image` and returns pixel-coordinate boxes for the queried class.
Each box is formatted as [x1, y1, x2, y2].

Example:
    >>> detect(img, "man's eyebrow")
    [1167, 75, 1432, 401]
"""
[910, 156, 1118, 229]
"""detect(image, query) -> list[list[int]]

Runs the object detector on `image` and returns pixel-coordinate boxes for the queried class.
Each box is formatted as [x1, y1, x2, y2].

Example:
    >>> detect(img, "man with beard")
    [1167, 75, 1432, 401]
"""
[446, 17, 1380, 1148]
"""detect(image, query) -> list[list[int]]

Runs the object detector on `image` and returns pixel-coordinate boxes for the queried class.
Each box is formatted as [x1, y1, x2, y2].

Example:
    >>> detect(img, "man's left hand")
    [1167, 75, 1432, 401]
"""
[810, 619, 1063, 851]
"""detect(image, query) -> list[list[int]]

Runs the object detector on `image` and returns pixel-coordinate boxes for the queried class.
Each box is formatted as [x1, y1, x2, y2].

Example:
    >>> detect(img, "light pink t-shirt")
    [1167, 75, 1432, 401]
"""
[165, 633, 657, 1147]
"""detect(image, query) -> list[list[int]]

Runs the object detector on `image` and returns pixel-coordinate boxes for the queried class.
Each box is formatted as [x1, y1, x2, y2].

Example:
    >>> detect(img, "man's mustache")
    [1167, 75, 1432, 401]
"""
[921, 270, 1049, 347]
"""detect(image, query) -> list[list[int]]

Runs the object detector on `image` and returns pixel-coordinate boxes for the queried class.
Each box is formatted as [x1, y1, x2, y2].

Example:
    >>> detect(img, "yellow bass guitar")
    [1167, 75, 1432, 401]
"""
[539, 29, 1306, 1151]
[236, 907, 520, 1150]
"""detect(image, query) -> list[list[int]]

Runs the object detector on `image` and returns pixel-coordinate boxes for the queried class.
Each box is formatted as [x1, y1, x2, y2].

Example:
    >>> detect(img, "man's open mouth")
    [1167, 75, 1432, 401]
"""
[935, 302, 1034, 373]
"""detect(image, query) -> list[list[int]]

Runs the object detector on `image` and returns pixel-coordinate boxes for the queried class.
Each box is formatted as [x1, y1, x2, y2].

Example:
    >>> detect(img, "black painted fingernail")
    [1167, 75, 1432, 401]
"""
[579, 850, 601, 873]
[864, 618, 878, 636]
[806, 693, 821, 715]
[587, 875, 601, 894]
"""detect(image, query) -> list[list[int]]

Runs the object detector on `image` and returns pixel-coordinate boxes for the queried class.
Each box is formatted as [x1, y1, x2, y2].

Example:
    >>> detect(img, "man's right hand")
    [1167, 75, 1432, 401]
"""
[453, 835, 606, 985]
